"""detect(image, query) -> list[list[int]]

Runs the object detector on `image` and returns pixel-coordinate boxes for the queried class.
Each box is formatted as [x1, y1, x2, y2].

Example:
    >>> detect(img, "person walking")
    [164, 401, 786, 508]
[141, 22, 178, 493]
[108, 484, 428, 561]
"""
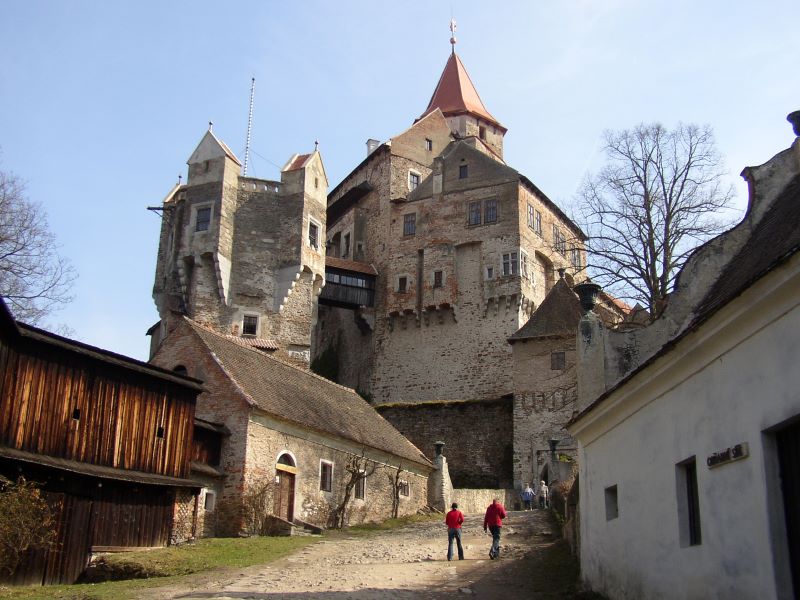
[483, 497, 507, 559]
[445, 502, 465, 561]
[521, 483, 535, 510]
[539, 480, 549, 509]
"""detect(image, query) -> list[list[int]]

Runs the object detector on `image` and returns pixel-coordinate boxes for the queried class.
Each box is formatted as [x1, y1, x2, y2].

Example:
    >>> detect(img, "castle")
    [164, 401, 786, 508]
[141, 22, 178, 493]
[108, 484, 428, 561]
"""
[150, 43, 626, 493]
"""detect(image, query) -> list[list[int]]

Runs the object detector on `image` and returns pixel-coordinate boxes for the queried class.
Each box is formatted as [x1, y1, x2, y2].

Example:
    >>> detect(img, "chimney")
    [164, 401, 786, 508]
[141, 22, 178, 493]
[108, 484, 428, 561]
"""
[366, 139, 381, 156]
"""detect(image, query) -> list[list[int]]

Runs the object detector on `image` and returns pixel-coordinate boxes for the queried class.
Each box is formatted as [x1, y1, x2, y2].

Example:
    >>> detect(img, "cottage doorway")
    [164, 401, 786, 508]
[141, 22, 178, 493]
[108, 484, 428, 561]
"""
[777, 420, 800, 597]
[274, 453, 297, 522]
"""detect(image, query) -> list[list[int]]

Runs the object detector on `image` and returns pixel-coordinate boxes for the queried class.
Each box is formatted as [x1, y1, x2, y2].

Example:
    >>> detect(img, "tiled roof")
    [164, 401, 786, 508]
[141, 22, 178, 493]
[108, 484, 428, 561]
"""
[284, 153, 312, 172]
[695, 173, 800, 322]
[221, 333, 279, 351]
[184, 319, 431, 468]
[509, 279, 582, 342]
[325, 256, 378, 275]
[419, 52, 505, 131]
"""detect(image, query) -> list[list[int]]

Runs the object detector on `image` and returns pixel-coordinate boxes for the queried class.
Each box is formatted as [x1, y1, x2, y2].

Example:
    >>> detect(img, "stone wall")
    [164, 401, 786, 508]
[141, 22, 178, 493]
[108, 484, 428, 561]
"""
[451, 488, 517, 516]
[377, 398, 513, 488]
[511, 336, 578, 489]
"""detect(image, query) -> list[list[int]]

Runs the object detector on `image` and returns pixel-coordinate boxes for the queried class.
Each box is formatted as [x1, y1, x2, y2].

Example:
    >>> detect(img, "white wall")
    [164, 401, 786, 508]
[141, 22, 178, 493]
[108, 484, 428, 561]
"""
[572, 255, 800, 599]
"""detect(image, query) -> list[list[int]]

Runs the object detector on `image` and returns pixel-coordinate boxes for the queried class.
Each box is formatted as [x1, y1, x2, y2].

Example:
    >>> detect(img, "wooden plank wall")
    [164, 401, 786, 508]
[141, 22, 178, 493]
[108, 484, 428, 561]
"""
[0, 337, 196, 478]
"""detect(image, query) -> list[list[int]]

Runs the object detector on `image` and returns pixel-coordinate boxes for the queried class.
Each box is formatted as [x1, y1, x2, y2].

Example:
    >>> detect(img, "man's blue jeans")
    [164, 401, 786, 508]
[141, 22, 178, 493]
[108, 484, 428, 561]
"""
[447, 528, 464, 560]
[489, 525, 501, 558]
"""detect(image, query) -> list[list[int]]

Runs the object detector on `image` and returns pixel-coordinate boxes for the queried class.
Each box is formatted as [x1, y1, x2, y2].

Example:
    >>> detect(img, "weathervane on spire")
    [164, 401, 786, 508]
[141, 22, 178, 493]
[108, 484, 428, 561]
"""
[450, 18, 457, 53]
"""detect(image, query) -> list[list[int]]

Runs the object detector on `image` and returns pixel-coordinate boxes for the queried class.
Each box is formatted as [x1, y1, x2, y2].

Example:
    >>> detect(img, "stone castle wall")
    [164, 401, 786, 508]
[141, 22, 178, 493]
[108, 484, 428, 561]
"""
[377, 398, 513, 489]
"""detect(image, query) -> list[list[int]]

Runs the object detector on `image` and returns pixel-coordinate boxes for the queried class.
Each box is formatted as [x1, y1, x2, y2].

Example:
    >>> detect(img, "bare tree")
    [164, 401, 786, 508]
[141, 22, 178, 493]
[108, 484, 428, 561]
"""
[329, 451, 377, 529]
[0, 167, 76, 324]
[577, 123, 735, 316]
[387, 464, 404, 519]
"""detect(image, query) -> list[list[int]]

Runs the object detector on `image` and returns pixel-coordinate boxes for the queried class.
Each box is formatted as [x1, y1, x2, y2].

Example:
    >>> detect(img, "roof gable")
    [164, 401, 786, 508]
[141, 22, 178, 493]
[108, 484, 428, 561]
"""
[188, 129, 242, 166]
[509, 278, 582, 342]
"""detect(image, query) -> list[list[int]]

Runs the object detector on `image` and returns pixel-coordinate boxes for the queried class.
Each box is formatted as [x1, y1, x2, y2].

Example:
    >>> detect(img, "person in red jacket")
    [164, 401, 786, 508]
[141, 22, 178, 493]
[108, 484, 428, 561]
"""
[483, 498, 507, 559]
[445, 502, 465, 561]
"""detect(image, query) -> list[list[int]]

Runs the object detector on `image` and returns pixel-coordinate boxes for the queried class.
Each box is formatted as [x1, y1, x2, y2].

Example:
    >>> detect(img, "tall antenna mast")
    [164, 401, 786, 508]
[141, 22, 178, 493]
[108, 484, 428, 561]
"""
[243, 77, 256, 176]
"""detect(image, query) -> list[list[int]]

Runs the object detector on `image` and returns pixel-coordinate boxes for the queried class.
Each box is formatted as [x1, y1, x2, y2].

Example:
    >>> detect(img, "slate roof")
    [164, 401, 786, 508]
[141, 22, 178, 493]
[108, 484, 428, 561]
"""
[419, 52, 505, 131]
[694, 173, 800, 324]
[509, 279, 582, 342]
[183, 319, 431, 469]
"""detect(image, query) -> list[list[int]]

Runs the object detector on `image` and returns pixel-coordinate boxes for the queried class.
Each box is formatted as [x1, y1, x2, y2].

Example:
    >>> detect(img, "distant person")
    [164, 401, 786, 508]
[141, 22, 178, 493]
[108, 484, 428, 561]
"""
[539, 480, 549, 509]
[521, 483, 535, 510]
[445, 502, 465, 561]
[483, 498, 507, 559]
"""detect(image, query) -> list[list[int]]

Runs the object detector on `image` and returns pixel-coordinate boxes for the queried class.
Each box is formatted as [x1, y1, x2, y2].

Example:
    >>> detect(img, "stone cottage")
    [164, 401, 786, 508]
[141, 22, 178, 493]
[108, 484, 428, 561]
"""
[150, 315, 432, 535]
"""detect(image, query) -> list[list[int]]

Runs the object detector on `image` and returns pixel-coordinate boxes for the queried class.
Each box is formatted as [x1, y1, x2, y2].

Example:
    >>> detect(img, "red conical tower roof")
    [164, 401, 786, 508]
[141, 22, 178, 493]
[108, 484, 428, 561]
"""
[419, 51, 505, 132]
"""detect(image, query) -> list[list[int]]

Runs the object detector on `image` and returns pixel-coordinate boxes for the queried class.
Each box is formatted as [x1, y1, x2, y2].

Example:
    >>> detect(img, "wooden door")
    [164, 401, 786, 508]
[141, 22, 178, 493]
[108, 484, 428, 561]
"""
[273, 471, 295, 522]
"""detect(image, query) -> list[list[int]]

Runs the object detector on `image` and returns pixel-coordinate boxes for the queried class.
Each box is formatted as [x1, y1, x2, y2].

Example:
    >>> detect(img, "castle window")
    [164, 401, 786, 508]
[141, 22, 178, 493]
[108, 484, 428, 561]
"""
[242, 315, 258, 336]
[425, 138, 433, 151]
[320, 461, 333, 492]
[527, 203, 535, 230]
[355, 471, 366, 500]
[534, 210, 542, 235]
[403, 213, 416, 236]
[605, 485, 619, 521]
[484, 199, 497, 223]
[479, 126, 486, 140]
[433, 270, 443, 288]
[459, 164, 469, 179]
[309, 221, 319, 249]
[204, 490, 216, 512]
[468, 201, 481, 226]
[571, 248, 582, 268]
[553, 225, 566, 255]
[502, 252, 518, 276]
[343, 233, 351, 258]
[399, 480, 410, 497]
[551, 351, 566, 370]
[195, 206, 211, 232]
[486, 266, 494, 280]
[398, 276, 408, 293]
[409, 171, 421, 191]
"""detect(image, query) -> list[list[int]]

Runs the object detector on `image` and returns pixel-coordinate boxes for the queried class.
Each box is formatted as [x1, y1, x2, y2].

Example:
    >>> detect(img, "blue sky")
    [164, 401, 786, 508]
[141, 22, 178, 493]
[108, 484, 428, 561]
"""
[1, 0, 798, 360]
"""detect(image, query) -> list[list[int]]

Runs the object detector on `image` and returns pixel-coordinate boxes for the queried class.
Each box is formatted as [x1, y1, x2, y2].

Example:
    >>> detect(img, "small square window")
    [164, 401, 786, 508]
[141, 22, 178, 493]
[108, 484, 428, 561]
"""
[355, 472, 366, 500]
[309, 222, 319, 249]
[409, 172, 421, 191]
[484, 199, 497, 223]
[156, 425, 165, 439]
[551, 351, 566, 370]
[398, 276, 408, 293]
[459, 164, 468, 179]
[486, 266, 494, 280]
[399, 480, 410, 497]
[204, 490, 216, 512]
[403, 213, 416, 236]
[468, 201, 481, 226]
[425, 138, 433, 151]
[605, 485, 619, 521]
[195, 207, 211, 232]
[433, 270, 443, 288]
[242, 315, 258, 336]
[320, 461, 333, 492]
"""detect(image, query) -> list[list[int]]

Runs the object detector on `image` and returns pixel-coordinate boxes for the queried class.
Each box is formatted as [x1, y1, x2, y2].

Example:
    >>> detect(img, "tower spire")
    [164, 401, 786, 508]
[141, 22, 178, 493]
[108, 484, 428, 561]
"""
[449, 18, 457, 54]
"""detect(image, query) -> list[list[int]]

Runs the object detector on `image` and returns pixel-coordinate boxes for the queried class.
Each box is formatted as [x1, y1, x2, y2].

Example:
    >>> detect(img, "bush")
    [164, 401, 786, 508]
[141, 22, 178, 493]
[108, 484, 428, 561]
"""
[0, 477, 55, 575]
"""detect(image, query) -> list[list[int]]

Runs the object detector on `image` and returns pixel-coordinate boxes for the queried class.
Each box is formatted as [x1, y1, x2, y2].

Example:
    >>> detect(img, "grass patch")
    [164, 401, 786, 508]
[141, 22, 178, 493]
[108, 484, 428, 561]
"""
[0, 535, 316, 600]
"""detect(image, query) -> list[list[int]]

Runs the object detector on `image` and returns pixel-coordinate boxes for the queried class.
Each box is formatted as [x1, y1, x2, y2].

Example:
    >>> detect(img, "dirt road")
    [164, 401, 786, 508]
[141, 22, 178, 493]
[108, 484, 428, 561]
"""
[144, 510, 593, 599]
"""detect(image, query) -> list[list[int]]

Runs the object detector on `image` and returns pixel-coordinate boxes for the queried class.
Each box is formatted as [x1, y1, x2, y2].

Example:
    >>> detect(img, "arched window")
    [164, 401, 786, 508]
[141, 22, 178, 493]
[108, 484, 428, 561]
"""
[277, 453, 295, 467]
[172, 365, 188, 375]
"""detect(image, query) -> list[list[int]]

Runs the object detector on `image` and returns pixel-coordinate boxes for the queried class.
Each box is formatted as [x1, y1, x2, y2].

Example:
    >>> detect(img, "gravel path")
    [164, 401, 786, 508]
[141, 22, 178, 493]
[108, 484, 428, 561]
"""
[142, 510, 585, 599]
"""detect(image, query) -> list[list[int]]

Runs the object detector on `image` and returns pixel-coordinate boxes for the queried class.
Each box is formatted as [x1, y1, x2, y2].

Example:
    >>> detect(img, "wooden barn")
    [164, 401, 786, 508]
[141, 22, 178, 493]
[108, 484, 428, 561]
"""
[0, 298, 202, 585]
